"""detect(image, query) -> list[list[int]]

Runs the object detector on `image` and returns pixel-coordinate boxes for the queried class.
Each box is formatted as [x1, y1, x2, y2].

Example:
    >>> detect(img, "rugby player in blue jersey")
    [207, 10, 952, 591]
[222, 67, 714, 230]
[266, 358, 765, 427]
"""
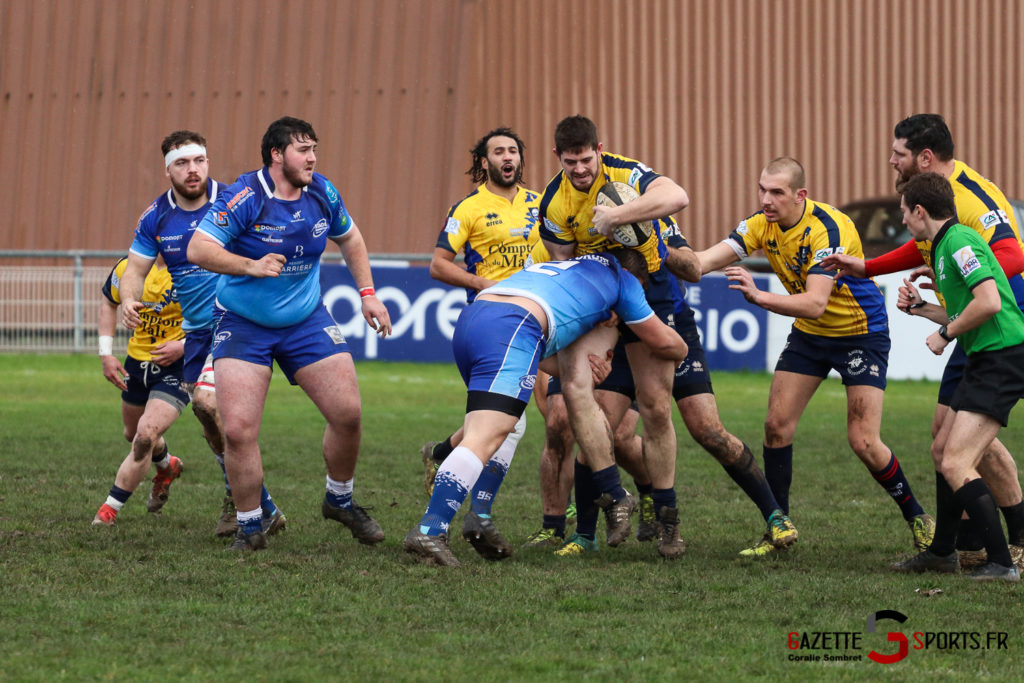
[403, 249, 687, 566]
[189, 117, 392, 551]
[120, 131, 286, 537]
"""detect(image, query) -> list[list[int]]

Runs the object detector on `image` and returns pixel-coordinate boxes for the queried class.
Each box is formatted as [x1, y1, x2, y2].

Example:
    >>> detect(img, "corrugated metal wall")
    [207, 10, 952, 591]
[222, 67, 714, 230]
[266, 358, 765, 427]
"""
[2, 0, 1023, 255]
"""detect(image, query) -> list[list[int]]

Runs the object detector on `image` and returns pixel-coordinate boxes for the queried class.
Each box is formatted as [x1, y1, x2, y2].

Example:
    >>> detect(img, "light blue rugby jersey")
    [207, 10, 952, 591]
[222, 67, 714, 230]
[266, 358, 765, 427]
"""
[482, 252, 654, 357]
[196, 168, 352, 328]
[129, 179, 223, 331]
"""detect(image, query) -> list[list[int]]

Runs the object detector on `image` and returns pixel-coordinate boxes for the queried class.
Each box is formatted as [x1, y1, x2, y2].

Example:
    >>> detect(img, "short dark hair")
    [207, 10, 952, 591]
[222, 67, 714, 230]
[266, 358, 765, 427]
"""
[554, 115, 599, 155]
[894, 114, 955, 161]
[161, 130, 206, 156]
[901, 172, 956, 220]
[261, 116, 318, 166]
[763, 156, 806, 190]
[467, 127, 526, 184]
[610, 248, 650, 288]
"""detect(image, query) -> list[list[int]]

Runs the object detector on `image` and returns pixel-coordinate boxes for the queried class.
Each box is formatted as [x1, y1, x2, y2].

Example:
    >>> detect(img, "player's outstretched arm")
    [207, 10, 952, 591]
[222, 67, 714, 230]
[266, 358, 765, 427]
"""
[663, 245, 702, 283]
[819, 252, 866, 278]
[334, 223, 392, 337]
[628, 317, 687, 362]
[694, 241, 740, 275]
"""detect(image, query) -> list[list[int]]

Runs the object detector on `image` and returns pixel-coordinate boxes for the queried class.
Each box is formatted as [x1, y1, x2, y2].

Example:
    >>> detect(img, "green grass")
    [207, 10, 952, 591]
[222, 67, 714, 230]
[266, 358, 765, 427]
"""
[0, 355, 1021, 680]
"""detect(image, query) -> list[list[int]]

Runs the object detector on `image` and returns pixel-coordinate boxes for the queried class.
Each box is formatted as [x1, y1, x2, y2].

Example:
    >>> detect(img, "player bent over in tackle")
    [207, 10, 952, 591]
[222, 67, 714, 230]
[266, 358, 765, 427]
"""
[403, 250, 686, 566]
[891, 173, 1023, 582]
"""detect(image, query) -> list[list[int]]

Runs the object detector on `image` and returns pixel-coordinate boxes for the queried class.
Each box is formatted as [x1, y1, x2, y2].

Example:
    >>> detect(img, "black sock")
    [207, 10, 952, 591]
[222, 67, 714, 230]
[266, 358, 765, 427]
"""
[763, 444, 793, 515]
[999, 501, 1024, 546]
[574, 461, 598, 541]
[591, 465, 627, 501]
[431, 436, 455, 464]
[635, 481, 654, 497]
[150, 442, 169, 463]
[955, 479, 1012, 567]
[542, 514, 566, 538]
[955, 516, 985, 552]
[652, 488, 677, 518]
[930, 472, 962, 556]
[724, 443, 781, 521]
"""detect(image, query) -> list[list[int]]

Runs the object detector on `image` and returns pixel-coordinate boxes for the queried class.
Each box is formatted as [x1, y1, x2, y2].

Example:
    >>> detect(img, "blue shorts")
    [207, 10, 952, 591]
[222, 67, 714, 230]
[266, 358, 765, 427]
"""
[122, 356, 190, 412]
[183, 327, 213, 384]
[775, 328, 889, 389]
[452, 301, 545, 417]
[673, 314, 713, 400]
[212, 306, 350, 384]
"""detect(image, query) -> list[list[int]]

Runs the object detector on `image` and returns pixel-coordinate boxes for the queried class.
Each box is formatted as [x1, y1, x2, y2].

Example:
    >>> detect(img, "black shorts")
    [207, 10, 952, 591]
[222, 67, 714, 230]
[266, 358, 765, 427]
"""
[672, 313, 713, 400]
[122, 356, 190, 412]
[950, 342, 1024, 427]
[937, 342, 967, 406]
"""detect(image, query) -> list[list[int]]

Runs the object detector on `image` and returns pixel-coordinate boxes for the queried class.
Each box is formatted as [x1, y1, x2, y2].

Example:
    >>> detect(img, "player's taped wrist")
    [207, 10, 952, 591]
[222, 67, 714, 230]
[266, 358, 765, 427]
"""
[98, 335, 114, 356]
[359, 286, 376, 298]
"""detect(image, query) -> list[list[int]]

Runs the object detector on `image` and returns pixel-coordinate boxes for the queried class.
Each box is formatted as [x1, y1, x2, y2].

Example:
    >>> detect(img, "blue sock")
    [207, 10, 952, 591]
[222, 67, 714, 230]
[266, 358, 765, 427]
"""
[763, 444, 793, 515]
[652, 488, 677, 518]
[591, 465, 627, 501]
[724, 443, 781, 521]
[260, 485, 279, 516]
[469, 458, 508, 516]
[325, 476, 354, 510]
[237, 507, 263, 535]
[419, 448, 483, 536]
[870, 452, 924, 520]
[574, 461, 599, 541]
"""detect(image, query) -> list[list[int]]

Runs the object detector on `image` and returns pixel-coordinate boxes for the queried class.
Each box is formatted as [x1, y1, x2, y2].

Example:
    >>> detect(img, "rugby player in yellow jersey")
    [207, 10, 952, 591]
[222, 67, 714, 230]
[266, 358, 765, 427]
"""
[696, 157, 934, 557]
[93, 256, 188, 526]
[823, 114, 1024, 565]
[539, 115, 690, 558]
[420, 127, 540, 560]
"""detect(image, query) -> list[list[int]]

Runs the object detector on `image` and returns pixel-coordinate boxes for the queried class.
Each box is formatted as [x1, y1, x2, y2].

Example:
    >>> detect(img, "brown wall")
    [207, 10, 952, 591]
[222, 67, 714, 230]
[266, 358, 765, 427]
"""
[2, 0, 1023, 255]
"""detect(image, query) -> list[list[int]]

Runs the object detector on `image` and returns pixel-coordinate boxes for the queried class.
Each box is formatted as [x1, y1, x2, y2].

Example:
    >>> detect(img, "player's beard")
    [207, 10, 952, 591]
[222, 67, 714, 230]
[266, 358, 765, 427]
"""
[893, 160, 920, 193]
[171, 174, 207, 201]
[282, 160, 313, 189]
[487, 160, 521, 189]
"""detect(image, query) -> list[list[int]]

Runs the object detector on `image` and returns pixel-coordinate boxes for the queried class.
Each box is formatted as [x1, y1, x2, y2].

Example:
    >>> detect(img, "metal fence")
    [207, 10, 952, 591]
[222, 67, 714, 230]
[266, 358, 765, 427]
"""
[0, 251, 430, 354]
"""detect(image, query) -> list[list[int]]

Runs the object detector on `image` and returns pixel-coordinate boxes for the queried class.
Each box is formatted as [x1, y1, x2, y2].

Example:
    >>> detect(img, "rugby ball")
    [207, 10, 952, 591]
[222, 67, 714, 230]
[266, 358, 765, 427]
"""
[595, 181, 654, 247]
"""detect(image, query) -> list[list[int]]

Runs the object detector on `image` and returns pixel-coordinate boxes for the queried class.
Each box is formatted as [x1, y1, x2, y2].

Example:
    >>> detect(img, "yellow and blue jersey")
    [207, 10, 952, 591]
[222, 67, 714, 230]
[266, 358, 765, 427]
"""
[538, 152, 674, 273]
[915, 160, 1024, 307]
[726, 199, 887, 337]
[436, 184, 540, 301]
[102, 257, 184, 361]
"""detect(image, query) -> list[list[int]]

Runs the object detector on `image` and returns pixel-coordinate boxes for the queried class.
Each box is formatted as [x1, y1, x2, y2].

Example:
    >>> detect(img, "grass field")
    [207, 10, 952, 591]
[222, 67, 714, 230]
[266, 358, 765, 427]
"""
[1, 354, 1022, 680]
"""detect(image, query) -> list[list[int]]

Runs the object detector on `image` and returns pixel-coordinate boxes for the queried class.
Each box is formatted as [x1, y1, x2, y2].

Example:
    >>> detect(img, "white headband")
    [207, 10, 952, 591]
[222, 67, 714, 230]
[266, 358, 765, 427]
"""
[165, 143, 207, 168]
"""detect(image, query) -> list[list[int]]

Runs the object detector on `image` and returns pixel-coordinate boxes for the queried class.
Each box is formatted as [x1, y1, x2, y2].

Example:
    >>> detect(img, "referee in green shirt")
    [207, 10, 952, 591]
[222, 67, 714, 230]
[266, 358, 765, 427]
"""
[893, 171, 1024, 582]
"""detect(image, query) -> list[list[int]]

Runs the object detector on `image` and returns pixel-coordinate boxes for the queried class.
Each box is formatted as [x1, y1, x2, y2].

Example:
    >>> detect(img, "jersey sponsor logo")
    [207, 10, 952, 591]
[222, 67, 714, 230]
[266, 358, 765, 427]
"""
[226, 186, 254, 211]
[323, 324, 346, 344]
[543, 217, 560, 234]
[326, 183, 339, 205]
[254, 223, 286, 232]
[214, 211, 229, 227]
[980, 209, 1009, 229]
[445, 217, 460, 235]
[291, 210, 303, 222]
[156, 234, 185, 241]
[814, 246, 845, 262]
[936, 255, 946, 281]
[628, 168, 643, 187]
[736, 220, 749, 235]
[519, 373, 537, 390]
[485, 212, 503, 227]
[953, 246, 981, 277]
[312, 218, 330, 238]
